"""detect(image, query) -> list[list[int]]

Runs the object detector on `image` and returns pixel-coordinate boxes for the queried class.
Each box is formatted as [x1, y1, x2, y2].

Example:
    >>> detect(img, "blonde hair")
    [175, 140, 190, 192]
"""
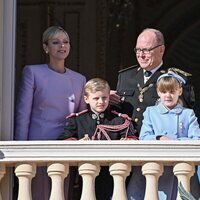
[42, 26, 69, 45]
[84, 78, 110, 97]
[157, 76, 182, 93]
[157, 77, 183, 105]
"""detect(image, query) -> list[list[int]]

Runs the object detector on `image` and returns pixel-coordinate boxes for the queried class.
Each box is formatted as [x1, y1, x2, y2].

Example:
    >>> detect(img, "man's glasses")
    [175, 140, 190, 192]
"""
[134, 44, 163, 54]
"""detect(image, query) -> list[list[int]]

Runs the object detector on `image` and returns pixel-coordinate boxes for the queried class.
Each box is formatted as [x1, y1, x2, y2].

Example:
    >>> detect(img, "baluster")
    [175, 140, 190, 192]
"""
[47, 162, 69, 200]
[0, 164, 6, 200]
[173, 162, 194, 200]
[79, 162, 100, 200]
[142, 162, 163, 200]
[15, 163, 36, 200]
[109, 162, 131, 200]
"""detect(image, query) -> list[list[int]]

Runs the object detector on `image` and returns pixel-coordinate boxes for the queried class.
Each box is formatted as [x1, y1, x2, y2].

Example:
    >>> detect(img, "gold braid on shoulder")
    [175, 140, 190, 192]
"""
[168, 67, 192, 77]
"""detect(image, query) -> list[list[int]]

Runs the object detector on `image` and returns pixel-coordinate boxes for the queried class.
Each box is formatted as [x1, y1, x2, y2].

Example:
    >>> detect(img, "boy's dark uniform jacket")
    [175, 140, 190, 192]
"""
[115, 64, 195, 133]
[58, 109, 137, 140]
[57, 109, 138, 200]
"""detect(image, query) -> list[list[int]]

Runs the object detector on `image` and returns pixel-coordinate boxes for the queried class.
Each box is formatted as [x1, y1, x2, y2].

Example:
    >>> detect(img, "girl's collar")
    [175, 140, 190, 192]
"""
[157, 101, 183, 114]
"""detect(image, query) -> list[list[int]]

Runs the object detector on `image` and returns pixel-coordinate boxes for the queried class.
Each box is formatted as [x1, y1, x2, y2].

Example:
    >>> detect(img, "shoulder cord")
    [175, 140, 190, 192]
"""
[91, 114, 135, 140]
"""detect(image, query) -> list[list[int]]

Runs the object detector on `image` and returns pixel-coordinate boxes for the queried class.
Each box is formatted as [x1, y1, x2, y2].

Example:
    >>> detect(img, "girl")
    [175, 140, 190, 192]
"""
[140, 71, 200, 140]
[127, 71, 200, 200]
[139, 71, 200, 199]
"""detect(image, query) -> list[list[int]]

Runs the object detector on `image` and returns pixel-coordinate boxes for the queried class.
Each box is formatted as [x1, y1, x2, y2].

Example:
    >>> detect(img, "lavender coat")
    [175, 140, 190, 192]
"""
[15, 64, 87, 140]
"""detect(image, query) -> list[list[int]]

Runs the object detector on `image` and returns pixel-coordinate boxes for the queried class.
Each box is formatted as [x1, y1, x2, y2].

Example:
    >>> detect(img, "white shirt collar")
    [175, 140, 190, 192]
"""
[143, 61, 163, 83]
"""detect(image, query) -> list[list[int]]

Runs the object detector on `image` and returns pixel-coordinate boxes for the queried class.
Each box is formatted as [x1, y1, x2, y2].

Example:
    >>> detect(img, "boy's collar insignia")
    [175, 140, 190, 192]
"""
[92, 113, 105, 120]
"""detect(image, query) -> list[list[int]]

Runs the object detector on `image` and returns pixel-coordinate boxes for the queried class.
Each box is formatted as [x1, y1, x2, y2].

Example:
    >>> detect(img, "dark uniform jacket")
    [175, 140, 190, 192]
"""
[115, 64, 195, 133]
[57, 109, 138, 200]
[58, 108, 137, 140]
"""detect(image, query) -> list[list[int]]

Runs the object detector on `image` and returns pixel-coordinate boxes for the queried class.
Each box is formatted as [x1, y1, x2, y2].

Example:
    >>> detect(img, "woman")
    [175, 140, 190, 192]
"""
[15, 26, 87, 200]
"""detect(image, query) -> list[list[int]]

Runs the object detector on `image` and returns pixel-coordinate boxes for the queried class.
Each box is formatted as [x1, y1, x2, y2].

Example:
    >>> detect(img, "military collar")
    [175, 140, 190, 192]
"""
[91, 112, 105, 120]
[150, 62, 163, 74]
[157, 101, 183, 114]
[139, 63, 166, 86]
[89, 109, 108, 124]
[140, 61, 163, 75]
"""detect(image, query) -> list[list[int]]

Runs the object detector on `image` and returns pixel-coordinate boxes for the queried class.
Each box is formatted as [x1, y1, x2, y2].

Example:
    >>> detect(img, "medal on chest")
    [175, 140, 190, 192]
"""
[137, 83, 154, 102]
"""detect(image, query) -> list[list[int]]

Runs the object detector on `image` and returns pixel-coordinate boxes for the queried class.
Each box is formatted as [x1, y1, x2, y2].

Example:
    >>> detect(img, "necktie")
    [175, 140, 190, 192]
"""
[144, 71, 152, 83]
[144, 70, 152, 77]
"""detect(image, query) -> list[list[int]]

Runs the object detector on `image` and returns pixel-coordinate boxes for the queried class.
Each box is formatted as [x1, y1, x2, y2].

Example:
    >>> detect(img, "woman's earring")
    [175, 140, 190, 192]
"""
[45, 50, 48, 54]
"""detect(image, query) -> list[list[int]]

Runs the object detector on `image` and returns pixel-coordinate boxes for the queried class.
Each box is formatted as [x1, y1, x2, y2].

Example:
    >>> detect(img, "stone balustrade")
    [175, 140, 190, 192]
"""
[0, 140, 199, 200]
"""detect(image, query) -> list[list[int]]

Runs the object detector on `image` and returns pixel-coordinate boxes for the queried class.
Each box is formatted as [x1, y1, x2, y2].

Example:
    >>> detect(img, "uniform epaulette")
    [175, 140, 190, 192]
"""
[168, 67, 192, 77]
[118, 65, 139, 73]
[66, 109, 88, 119]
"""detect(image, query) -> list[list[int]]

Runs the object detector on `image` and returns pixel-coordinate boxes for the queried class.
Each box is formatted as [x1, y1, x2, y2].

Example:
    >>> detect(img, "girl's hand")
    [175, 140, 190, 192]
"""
[159, 135, 172, 140]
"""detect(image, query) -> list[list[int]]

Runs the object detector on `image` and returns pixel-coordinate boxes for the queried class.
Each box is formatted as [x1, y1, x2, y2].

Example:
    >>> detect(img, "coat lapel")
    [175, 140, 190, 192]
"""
[135, 68, 145, 86]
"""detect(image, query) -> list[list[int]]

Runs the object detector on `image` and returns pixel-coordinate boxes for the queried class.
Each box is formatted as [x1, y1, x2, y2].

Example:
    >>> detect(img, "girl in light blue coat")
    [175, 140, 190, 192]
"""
[127, 71, 200, 200]
[140, 72, 200, 140]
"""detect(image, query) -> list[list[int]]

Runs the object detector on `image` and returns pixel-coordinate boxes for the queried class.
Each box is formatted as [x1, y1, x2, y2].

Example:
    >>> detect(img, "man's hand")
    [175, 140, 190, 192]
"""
[110, 90, 121, 105]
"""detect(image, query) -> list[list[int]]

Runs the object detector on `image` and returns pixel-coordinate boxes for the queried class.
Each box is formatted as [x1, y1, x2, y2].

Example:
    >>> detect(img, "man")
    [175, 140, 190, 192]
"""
[110, 28, 199, 200]
[110, 28, 195, 133]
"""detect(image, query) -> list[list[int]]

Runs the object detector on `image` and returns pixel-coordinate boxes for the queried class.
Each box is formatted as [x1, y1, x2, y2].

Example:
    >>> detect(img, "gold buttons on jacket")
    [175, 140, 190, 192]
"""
[134, 118, 139, 123]
[136, 107, 141, 112]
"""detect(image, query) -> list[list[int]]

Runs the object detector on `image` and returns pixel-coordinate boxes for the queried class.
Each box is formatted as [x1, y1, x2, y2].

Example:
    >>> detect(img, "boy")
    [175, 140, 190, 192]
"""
[58, 77, 137, 200]
[58, 77, 137, 141]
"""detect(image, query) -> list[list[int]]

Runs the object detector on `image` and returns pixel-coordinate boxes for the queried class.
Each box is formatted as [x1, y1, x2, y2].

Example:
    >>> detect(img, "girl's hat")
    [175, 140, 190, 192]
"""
[157, 71, 186, 85]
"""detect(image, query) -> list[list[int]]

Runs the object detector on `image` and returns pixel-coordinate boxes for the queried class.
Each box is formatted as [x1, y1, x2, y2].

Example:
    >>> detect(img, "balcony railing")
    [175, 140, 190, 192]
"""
[0, 140, 199, 200]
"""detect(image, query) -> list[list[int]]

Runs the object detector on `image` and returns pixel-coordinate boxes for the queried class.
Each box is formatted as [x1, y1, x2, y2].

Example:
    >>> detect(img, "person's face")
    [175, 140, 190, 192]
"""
[44, 31, 70, 61]
[157, 87, 182, 109]
[84, 88, 110, 113]
[135, 31, 165, 71]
